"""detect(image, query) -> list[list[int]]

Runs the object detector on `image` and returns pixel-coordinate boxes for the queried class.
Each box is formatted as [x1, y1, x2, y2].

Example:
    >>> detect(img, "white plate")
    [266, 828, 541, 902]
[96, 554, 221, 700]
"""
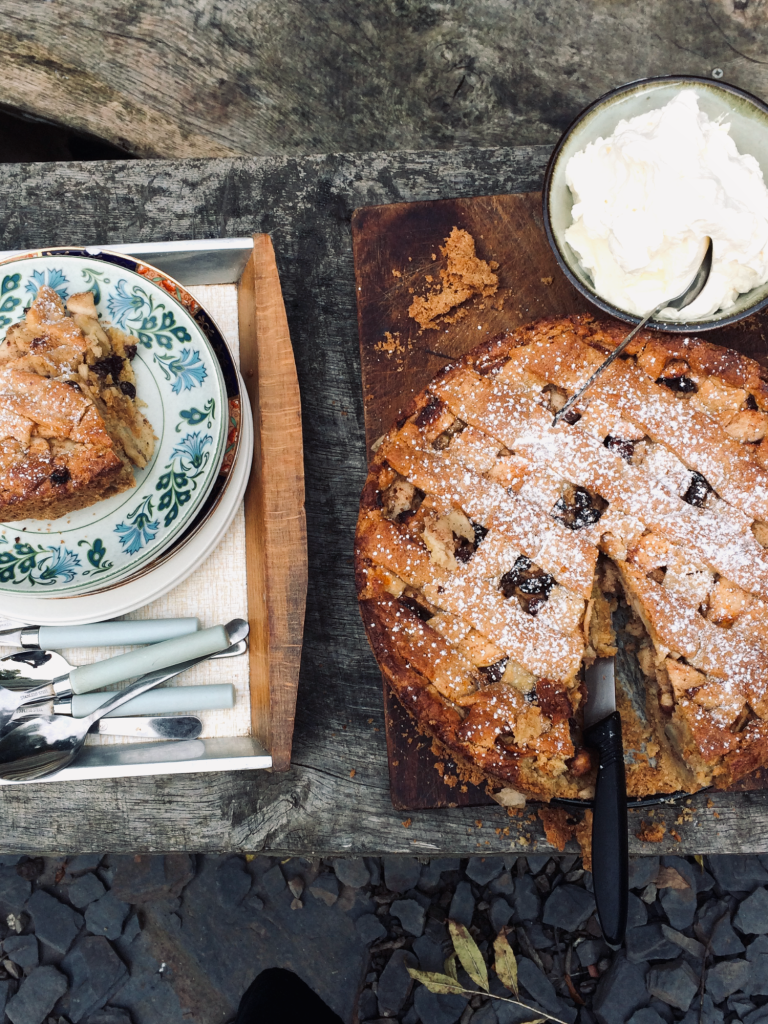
[0, 251, 229, 595]
[0, 373, 252, 626]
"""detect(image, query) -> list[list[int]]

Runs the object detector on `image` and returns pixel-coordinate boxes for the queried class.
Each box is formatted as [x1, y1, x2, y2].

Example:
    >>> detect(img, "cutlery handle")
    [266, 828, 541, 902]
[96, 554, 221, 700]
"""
[584, 710, 628, 947]
[38, 619, 200, 649]
[68, 625, 230, 695]
[69, 684, 235, 718]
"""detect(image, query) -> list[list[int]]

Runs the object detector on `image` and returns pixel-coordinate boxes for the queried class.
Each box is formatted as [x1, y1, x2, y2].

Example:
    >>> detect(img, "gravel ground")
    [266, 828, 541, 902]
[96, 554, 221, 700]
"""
[0, 852, 764, 1024]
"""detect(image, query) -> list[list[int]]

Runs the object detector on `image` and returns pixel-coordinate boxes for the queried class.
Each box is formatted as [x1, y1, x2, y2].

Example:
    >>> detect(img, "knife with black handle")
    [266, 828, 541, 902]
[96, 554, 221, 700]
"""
[583, 656, 628, 947]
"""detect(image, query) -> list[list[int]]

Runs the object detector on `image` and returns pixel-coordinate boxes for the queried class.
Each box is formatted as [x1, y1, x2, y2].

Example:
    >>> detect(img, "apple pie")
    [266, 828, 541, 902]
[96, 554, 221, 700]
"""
[355, 315, 768, 801]
[0, 286, 155, 521]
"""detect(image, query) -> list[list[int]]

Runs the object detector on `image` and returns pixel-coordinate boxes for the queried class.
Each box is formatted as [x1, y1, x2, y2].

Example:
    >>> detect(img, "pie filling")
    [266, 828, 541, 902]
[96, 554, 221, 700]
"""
[355, 315, 768, 801]
[0, 286, 155, 521]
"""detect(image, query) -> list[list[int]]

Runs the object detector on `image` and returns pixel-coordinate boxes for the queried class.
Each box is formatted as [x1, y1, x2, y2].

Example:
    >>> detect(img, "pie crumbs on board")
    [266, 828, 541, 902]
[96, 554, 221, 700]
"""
[408, 227, 500, 330]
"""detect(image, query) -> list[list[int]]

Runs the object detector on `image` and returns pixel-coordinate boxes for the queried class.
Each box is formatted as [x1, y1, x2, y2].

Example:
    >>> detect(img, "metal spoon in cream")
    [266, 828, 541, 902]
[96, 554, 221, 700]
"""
[565, 90, 768, 320]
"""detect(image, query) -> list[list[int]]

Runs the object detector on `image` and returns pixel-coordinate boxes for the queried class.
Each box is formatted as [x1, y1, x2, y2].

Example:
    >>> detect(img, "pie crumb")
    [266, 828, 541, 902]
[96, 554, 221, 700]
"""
[636, 820, 667, 843]
[408, 227, 500, 330]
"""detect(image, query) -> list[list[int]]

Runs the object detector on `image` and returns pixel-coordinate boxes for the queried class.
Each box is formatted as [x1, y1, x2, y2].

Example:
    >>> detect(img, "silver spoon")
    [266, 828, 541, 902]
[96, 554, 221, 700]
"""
[553, 237, 714, 426]
[0, 617, 249, 733]
[8, 637, 248, 724]
[0, 638, 250, 781]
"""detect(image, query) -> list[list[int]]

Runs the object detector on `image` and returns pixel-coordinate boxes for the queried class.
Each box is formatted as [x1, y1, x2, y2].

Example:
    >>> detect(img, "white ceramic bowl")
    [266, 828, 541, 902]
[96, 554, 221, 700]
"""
[543, 76, 768, 332]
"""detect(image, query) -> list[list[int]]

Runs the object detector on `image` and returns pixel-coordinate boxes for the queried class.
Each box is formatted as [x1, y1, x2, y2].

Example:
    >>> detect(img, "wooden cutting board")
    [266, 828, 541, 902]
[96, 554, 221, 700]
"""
[351, 191, 768, 810]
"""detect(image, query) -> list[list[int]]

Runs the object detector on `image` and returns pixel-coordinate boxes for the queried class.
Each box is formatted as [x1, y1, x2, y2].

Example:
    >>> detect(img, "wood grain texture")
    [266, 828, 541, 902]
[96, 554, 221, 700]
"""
[0, 147, 766, 853]
[2, 1, 768, 160]
[239, 235, 307, 771]
[353, 191, 768, 811]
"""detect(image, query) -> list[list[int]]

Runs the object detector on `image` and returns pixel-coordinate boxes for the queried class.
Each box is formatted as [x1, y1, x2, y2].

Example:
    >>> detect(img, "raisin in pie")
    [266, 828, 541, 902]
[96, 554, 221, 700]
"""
[0, 286, 155, 521]
[355, 315, 768, 802]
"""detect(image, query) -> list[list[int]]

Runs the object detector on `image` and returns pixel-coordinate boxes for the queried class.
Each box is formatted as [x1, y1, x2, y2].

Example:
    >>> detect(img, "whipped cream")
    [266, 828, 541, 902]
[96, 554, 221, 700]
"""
[564, 90, 768, 319]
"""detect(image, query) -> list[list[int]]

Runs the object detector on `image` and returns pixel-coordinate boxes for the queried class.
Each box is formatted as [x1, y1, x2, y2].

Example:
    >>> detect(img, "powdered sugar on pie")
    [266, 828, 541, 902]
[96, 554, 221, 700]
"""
[355, 314, 768, 801]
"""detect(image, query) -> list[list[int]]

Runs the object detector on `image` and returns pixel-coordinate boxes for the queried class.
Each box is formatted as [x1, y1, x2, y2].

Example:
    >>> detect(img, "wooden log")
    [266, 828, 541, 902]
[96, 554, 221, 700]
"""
[0, 1, 765, 159]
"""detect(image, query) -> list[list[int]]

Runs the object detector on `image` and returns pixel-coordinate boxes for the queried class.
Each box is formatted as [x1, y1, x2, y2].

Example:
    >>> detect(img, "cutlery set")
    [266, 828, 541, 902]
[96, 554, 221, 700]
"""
[0, 616, 248, 782]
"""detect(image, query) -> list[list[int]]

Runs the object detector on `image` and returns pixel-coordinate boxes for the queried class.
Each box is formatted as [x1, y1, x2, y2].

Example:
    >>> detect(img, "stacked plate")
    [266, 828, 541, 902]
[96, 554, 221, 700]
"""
[0, 248, 253, 626]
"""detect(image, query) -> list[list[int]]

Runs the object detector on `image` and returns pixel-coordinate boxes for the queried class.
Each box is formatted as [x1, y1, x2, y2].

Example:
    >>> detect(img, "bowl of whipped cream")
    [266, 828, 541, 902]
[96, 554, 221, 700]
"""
[543, 76, 768, 330]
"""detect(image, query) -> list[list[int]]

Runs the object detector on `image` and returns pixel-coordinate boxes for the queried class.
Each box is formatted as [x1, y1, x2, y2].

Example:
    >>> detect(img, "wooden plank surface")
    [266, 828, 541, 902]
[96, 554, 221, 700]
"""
[0, 147, 768, 853]
[1, 1, 768, 162]
[239, 235, 307, 771]
[353, 190, 768, 810]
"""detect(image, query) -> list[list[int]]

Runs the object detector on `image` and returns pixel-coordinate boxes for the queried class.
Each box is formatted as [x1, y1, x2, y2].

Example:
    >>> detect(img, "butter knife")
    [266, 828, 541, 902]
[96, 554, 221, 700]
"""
[0, 618, 201, 649]
[583, 656, 628, 946]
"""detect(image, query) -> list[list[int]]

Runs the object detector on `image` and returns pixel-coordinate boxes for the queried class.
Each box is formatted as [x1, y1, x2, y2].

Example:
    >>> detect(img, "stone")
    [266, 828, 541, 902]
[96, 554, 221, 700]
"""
[466, 857, 504, 885]
[729, 994, 756, 1017]
[660, 925, 705, 958]
[333, 858, 369, 888]
[391, 899, 426, 937]
[383, 857, 421, 893]
[746, 1007, 768, 1024]
[744, 953, 768, 997]
[627, 893, 647, 930]
[710, 913, 745, 956]
[365, 859, 382, 886]
[27, 890, 83, 955]
[215, 857, 251, 905]
[705, 958, 751, 1003]
[747, 935, 768, 959]
[5, 965, 67, 1024]
[84, 1011, 132, 1024]
[592, 954, 649, 1024]
[448, 882, 475, 928]
[659, 885, 697, 930]
[490, 898, 513, 933]
[0, 868, 30, 916]
[525, 855, 551, 874]
[679, 995, 724, 1024]
[488, 872, 515, 897]
[736, 888, 768, 935]
[472, 1006, 498, 1024]
[85, 893, 130, 941]
[403, 1009, 420, 1024]
[517, 957, 576, 1023]
[629, 857, 660, 891]
[66, 855, 103, 878]
[576, 939, 604, 967]
[627, 1011, 668, 1024]
[413, 985, 468, 1024]
[695, 870, 716, 894]
[647, 959, 699, 1012]
[626, 924, 680, 964]
[308, 873, 339, 906]
[61, 936, 129, 1023]
[358, 988, 378, 1021]
[542, 885, 595, 931]
[647, 999, 674, 1023]
[512, 875, 540, 923]
[3, 936, 38, 972]
[412, 935, 446, 973]
[418, 860, 460, 894]
[260, 865, 286, 897]
[109, 854, 193, 903]
[525, 922, 553, 949]
[356, 914, 386, 945]
[120, 915, 140, 946]
[377, 949, 417, 1017]
[708, 856, 768, 893]
[68, 874, 107, 910]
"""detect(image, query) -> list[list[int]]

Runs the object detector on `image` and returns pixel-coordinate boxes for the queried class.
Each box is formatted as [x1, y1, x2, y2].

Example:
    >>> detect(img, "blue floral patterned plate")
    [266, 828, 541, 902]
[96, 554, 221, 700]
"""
[0, 249, 228, 596]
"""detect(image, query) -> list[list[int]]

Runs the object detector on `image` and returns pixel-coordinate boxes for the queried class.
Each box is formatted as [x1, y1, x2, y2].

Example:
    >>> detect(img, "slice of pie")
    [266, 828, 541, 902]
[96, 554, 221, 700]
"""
[355, 315, 768, 801]
[0, 286, 155, 521]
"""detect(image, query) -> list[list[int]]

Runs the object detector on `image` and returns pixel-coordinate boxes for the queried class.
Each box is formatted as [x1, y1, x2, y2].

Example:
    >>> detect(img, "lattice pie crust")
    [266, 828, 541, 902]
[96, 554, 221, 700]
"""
[355, 316, 768, 801]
